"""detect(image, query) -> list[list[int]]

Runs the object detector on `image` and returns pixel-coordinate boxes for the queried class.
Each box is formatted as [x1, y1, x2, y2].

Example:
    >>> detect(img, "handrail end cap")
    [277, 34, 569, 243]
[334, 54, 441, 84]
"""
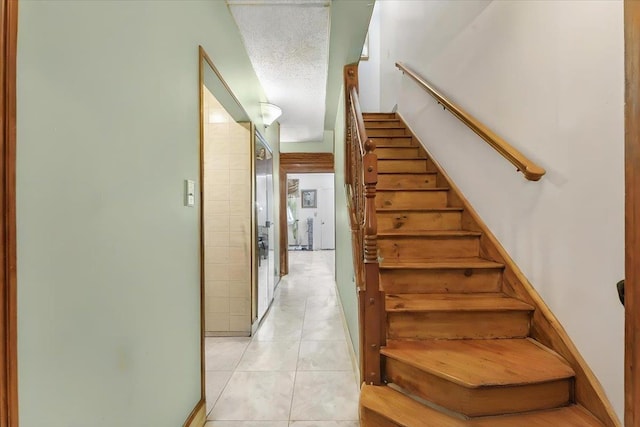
[524, 165, 546, 181]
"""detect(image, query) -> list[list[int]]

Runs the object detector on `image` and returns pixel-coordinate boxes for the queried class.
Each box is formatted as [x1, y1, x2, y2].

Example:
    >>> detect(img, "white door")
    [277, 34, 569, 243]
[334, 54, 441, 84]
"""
[318, 186, 335, 249]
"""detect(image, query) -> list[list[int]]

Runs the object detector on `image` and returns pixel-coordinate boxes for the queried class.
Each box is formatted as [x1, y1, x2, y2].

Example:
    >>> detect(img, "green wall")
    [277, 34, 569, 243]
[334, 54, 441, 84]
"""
[280, 130, 334, 153]
[16, 1, 272, 425]
[333, 87, 359, 362]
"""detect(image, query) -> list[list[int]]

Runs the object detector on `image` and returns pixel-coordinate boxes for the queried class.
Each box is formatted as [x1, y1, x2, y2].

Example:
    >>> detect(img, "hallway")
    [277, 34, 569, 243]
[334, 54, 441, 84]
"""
[204, 250, 360, 426]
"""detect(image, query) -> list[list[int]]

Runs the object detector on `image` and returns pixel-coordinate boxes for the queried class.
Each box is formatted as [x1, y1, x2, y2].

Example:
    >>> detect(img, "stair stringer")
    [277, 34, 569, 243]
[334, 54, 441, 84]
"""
[397, 112, 620, 427]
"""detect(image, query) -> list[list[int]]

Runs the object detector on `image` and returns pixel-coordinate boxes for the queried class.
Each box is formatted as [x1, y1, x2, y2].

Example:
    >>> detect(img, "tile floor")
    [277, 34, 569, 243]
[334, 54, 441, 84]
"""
[204, 250, 360, 427]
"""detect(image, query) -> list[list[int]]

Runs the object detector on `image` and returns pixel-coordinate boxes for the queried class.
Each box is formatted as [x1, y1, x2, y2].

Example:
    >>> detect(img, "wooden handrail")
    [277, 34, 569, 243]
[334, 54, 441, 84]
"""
[396, 62, 546, 181]
[350, 86, 369, 157]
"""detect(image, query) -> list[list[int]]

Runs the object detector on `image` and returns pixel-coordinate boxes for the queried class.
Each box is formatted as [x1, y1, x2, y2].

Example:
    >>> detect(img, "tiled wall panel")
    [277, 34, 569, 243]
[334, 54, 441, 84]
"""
[203, 89, 252, 334]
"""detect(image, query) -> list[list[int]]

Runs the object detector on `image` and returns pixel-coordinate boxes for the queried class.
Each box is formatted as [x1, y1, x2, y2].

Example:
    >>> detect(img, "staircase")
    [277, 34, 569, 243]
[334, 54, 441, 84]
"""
[358, 113, 607, 426]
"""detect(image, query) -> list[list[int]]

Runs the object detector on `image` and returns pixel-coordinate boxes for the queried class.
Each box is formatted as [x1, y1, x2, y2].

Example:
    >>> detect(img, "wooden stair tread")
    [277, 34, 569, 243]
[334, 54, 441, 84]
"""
[382, 339, 574, 388]
[380, 258, 504, 270]
[361, 385, 603, 427]
[378, 171, 435, 175]
[377, 187, 448, 191]
[367, 127, 407, 130]
[469, 405, 605, 426]
[377, 207, 463, 212]
[360, 385, 603, 427]
[360, 384, 465, 426]
[378, 230, 481, 237]
[385, 293, 534, 312]
[377, 157, 426, 161]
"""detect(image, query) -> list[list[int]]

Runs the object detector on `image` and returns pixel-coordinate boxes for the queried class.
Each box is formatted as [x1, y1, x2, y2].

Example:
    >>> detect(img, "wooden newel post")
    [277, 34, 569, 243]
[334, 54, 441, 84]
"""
[344, 64, 359, 186]
[362, 139, 382, 385]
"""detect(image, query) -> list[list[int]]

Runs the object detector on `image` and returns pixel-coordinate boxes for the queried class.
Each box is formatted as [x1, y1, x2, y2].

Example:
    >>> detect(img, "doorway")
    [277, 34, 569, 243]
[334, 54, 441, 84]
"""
[278, 152, 334, 277]
[286, 173, 335, 253]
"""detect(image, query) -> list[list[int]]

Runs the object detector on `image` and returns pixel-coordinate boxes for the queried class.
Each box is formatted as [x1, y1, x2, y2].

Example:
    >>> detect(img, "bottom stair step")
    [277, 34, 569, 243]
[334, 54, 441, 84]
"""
[360, 385, 604, 426]
[381, 339, 575, 417]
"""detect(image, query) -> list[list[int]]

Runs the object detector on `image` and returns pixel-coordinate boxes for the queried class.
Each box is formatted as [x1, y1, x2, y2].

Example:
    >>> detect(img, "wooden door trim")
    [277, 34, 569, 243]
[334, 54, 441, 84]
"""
[0, 0, 18, 426]
[626, 1, 640, 424]
[279, 152, 334, 276]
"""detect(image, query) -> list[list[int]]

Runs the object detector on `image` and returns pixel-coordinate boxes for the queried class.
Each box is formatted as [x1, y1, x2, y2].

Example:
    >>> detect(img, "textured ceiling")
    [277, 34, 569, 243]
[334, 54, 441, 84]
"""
[228, 0, 331, 143]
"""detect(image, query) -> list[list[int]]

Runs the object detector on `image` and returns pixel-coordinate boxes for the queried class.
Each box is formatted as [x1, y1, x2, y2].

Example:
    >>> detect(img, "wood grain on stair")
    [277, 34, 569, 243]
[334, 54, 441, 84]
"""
[378, 233, 480, 260]
[377, 209, 462, 232]
[376, 189, 449, 209]
[380, 257, 504, 269]
[377, 173, 437, 188]
[469, 405, 605, 427]
[380, 269, 502, 294]
[379, 230, 480, 237]
[382, 339, 574, 387]
[363, 112, 397, 119]
[384, 357, 571, 416]
[385, 293, 533, 340]
[361, 385, 603, 427]
[370, 136, 414, 147]
[360, 384, 466, 427]
[385, 293, 533, 312]
[367, 127, 409, 137]
[365, 120, 404, 128]
[376, 147, 423, 158]
[378, 159, 434, 173]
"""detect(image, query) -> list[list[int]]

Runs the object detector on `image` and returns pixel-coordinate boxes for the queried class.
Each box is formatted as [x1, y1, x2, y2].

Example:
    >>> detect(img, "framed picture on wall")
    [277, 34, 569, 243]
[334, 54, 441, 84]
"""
[301, 189, 317, 208]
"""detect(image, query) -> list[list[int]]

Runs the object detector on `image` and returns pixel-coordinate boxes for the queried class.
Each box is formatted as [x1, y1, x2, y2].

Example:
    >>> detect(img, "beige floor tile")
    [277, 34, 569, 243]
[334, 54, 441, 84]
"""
[209, 371, 295, 420]
[205, 251, 359, 425]
[205, 371, 233, 416]
[289, 422, 359, 427]
[290, 371, 359, 421]
[301, 318, 347, 341]
[205, 422, 288, 427]
[297, 341, 352, 371]
[205, 337, 251, 371]
[236, 341, 300, 371]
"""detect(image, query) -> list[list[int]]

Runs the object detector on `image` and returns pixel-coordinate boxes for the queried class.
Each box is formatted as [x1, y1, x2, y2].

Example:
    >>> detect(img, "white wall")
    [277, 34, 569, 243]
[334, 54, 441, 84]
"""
[369, 0, 624, 418]
[280, 130, 334, 153]
[358, 2, 381, 113]
[288, 173, 335, 250]
[16, 1, 273, 426]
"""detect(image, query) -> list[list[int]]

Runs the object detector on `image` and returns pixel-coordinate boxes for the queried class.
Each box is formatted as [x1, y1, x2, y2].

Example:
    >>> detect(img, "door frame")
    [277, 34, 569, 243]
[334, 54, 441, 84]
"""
[0, 0, 18, 426]
[279, 152, 334, 276]
[625, 1, 640, 424]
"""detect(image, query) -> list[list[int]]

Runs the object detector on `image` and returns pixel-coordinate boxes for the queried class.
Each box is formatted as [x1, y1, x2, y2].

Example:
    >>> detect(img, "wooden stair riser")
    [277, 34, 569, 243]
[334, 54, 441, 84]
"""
[379, 159, 436, 173]
[384, 359, 573, 417]
[377, 211, 461, 231]
[365, 120, 404, 128]
[379, 236, 480, 261]
[376, 191, 448, 209]
[376, 147, 422, 159]
[377, 173, 438, 189]
[360, 408, 407, 427]
[380, 268, 503, 294]
[387, 311, 531, 340]
[368, 128, 410, 137]
[360, 385, 604, 427]
[371, 137, 414, 147]
[363, 112, 397, 119]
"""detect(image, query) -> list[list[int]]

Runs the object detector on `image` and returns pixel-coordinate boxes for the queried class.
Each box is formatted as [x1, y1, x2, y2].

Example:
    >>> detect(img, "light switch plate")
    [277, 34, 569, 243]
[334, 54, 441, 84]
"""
[185, 179, 195, 207]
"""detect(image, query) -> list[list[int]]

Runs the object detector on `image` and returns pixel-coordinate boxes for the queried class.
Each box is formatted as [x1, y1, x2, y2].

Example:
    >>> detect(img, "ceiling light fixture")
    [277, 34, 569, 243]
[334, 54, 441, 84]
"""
[260, 102, 282, 127]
